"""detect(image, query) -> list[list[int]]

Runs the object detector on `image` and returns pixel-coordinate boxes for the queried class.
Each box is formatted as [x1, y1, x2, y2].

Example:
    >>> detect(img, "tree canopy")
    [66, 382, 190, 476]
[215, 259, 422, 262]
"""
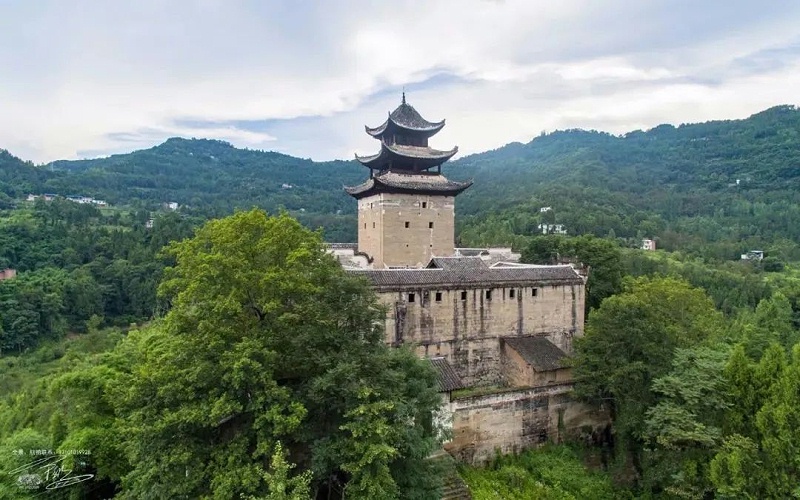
[0, 210, 444, 499]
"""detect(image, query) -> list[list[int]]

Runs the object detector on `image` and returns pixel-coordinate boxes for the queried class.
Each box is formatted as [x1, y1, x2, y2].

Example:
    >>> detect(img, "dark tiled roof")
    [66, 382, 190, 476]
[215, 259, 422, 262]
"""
[427, 256, 487, 272]
[390, 102, 444, 130]
[386, 143, 457, 159]
[429, 357, 465, 392]
[326, 243, 358, 250]
[354, 143, 458, 169]
[504, 337, 568, 372]
[344, 172, 472, 198]
[454, 248, 490, 257]
[348, 257, 582, 290]
[365, 102, 446, 137]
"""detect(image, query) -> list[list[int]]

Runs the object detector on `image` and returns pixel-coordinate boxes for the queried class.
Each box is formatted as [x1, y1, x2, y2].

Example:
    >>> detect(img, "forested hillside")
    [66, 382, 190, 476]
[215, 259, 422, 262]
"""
[2, 105, 799, 254]
[455, 104, 800, 261]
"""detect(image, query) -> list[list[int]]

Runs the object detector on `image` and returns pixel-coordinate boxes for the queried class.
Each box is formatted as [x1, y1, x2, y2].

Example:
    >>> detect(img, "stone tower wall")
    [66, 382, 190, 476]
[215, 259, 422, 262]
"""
[357, 193, 455, 268]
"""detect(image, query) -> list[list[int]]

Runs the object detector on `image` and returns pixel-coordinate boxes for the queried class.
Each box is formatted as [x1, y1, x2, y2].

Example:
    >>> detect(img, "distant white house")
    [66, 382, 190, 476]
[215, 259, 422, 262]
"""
[741, 250, 764, 261]
[537, 223, 567, 235]
[281, 183, 293, 189]
[641, 239, 656, 251]
[145, 218, 155, 229]
[540, 207, 552, 213]
[164, 202, 179, 211]
[29, 193, 108, 205]
[66, 195, 95, 204]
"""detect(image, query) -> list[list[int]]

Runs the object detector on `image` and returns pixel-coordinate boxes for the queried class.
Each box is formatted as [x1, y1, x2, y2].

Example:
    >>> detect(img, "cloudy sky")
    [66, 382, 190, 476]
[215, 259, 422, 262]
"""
[1, 0, 799, 164]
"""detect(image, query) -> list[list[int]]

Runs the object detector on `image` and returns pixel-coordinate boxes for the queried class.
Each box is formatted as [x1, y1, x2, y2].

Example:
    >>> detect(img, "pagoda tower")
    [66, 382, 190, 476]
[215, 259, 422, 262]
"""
[345, 94, 472, 268]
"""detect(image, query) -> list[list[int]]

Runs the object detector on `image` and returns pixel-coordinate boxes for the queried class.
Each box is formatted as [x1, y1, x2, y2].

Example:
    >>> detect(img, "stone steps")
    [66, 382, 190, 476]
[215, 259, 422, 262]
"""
[432, 449, 472, 500]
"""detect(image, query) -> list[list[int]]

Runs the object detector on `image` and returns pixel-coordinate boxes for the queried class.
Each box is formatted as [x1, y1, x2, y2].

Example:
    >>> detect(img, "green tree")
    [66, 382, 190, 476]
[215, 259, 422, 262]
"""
[520, 235, 564, 264]
[113, 209, 442, 499]
[642, 346, 732, 496]
[709, 434, 763, 499]
[566, 236, 623, 311]
[520, 235, 622, 313]
[752, 344, 800, 497]
[573, 276, 723, 483]
[244, 442, 312, 500]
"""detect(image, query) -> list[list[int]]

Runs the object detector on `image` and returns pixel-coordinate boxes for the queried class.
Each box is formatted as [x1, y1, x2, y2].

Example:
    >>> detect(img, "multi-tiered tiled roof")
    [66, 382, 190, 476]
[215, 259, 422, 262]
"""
[346, 94, 471, 199]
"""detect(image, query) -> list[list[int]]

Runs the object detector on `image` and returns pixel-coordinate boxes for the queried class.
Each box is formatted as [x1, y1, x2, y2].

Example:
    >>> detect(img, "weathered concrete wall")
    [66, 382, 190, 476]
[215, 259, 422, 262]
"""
[442, 385, 609, 465]
[376, 283, 584, 386]
[357, 193, 455, 268]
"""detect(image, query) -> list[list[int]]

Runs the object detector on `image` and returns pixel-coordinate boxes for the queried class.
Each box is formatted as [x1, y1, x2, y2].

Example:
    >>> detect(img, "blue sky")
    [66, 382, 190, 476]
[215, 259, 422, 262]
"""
[1, 0, 799, 163]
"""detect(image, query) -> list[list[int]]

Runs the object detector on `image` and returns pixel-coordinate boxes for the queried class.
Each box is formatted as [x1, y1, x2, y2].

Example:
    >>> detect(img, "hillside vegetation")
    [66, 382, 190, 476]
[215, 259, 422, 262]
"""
[456, 105, 800, 261]
[2, 105, 799, 254]
[1, 105, 800, 497]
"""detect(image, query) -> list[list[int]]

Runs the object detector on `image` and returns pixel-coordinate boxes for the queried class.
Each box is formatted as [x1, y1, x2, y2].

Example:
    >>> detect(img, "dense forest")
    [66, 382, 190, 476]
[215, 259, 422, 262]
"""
[0, 105, 799, 497]
[455, 104, 800, 264]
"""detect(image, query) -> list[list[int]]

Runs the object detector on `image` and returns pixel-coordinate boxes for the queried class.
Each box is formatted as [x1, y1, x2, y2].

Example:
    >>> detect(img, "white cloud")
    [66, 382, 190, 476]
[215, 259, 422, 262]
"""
[0, 0, 799, 162]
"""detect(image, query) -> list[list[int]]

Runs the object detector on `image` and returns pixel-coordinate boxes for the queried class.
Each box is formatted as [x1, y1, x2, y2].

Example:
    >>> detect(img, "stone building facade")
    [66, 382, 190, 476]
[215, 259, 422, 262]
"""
[351, 258, 584, 388]
[357, 191, 457, 268]
[335, 96, 607, 465]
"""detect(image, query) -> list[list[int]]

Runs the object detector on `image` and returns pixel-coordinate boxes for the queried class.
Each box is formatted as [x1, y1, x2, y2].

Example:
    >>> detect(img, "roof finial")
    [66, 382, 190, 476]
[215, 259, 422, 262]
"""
[402, 88, 406, 105]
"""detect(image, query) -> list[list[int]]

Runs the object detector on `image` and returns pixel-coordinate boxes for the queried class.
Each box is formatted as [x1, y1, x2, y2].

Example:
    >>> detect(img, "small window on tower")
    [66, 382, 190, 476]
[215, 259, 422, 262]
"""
[532, 288, 538, 297]
[461, 291, 467, 301]
[429, 222, 434, 229]
[510, 289, 516, 299]
[364, 223, 366, 229]
[485, 290, 492, 300]
[372, 222, 375, 228]
[405, 221, 410, 228]
[435, 292, 442, 302]
[422, 202, 427, 208]
[408, 293, 415, 303]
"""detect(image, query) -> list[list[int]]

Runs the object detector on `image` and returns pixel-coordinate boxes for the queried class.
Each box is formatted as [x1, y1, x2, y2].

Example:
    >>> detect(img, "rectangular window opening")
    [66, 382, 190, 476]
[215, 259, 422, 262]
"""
[404, 221, 410, 228]
[460, 291, 467, 301]
[422, 202, 427, 208]
[408, 293, 415, 303]
[429, 222, 434, 229]
[435, 292, 442, 302]
[510, 289, 516, 298]
[485, 290, 492, 300]
[372, 222, 375, 228]
[532, 288, 538, 297]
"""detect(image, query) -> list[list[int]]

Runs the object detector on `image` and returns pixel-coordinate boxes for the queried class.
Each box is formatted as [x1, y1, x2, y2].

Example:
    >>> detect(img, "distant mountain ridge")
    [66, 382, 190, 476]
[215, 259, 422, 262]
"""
[1, 105, 799, 250]
[452, 105, 800, 259]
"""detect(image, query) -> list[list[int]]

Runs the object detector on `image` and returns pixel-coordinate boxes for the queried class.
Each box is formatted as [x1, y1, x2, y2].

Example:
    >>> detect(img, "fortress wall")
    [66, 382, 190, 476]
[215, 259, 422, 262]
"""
[441, 385, 610, 465]
[375, 283, 584, 386]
